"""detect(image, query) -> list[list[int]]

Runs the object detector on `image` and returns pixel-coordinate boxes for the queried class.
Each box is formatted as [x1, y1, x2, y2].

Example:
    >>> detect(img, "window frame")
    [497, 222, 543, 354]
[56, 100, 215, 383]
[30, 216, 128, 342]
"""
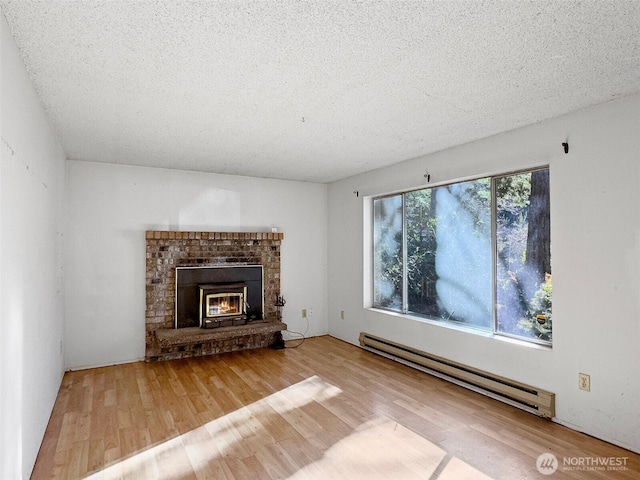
[371, 167, 551, 346]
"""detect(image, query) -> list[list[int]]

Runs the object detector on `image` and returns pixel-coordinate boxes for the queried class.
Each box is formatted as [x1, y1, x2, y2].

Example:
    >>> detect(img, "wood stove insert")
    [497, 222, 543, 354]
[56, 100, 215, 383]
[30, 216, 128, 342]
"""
[176, 265, 264, 329]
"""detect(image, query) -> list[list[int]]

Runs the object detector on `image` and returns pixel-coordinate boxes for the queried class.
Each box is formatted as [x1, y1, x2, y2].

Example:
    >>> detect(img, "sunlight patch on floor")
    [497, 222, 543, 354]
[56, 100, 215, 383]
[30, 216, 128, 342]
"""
[83, 374, 492, 479]
[83, 375, 342, 479]
[289, 417, 493, 479]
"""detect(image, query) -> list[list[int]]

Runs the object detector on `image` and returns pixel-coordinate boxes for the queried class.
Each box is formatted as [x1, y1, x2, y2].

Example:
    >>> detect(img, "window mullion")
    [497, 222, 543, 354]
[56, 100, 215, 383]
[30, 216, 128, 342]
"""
[402, 193, 408, 314]
[491, 177, 498, 335]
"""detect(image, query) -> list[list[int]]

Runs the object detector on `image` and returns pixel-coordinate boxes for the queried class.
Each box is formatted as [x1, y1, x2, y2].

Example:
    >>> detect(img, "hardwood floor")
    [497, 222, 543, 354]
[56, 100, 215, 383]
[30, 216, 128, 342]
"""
[32, 335, 639, 479]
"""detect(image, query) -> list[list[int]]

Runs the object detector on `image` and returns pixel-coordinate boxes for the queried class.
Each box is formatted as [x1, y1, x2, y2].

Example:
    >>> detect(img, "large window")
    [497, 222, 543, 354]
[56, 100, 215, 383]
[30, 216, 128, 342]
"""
[373, 168, 551, 344]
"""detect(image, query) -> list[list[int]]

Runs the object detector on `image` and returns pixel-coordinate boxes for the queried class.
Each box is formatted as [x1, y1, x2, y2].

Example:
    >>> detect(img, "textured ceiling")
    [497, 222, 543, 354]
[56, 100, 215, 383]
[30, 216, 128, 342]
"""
[2, 1, 639, 183]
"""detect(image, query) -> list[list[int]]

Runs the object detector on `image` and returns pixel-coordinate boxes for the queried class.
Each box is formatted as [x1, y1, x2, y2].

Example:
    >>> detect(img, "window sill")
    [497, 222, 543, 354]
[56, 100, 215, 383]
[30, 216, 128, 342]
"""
[367, 307, 552, 350]
[493, 333, 553, 351]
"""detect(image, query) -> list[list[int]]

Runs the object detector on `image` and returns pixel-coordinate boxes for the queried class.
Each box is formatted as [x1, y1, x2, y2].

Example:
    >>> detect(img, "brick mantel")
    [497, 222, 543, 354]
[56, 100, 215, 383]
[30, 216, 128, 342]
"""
[145, 230, 286, 361]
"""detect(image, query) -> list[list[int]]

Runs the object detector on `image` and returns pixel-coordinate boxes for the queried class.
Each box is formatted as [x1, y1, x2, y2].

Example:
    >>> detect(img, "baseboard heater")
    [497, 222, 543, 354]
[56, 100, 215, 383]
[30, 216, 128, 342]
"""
[359, 332, 555, 418]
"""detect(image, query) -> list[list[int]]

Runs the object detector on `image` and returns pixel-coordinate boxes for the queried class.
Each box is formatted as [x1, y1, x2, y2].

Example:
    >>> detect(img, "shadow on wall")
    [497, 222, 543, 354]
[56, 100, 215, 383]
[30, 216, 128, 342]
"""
[177, 189, 242, 231]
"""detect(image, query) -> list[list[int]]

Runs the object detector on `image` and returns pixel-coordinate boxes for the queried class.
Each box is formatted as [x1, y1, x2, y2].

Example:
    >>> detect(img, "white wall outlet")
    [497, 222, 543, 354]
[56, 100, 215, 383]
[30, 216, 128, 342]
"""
[340, 310, 345, 320]
[308, 308, 313, 317]
[302, 309, 307, 318]
[579, 373, 590, 392]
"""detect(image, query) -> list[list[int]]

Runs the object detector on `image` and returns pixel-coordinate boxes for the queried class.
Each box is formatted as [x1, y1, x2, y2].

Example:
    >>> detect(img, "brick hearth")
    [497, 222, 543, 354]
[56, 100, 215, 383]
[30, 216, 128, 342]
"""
[145, 231, 287, 361]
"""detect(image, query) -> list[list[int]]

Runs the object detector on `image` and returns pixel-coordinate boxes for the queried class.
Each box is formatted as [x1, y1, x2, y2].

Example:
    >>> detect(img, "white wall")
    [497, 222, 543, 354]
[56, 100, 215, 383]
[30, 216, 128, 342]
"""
[0, 11, 66, 479]
[65, 161, 327, 369]
[328, 94, 640, 453]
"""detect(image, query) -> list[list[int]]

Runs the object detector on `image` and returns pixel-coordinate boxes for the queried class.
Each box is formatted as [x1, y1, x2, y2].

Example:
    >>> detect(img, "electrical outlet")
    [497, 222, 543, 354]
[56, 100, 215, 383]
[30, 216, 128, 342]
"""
[308, 308, 313, 317]
[302, 309, 307, 318]
[579, 373, 590, 392]
[340, 310, 345, 320]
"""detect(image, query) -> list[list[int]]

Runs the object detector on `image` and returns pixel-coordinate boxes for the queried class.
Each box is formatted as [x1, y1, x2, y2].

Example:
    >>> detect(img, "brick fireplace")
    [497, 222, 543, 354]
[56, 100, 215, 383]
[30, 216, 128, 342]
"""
[145, 231, 287, 361]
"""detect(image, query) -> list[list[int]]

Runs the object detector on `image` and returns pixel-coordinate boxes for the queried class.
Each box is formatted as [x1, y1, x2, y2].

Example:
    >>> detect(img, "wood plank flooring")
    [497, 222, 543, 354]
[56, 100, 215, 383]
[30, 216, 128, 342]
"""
[32, 335, 639, 479]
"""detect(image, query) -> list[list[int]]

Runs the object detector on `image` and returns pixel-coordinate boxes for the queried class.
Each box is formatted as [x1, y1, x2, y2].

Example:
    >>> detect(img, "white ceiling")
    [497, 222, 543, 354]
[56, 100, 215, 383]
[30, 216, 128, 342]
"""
[2, 1, 639, 183]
